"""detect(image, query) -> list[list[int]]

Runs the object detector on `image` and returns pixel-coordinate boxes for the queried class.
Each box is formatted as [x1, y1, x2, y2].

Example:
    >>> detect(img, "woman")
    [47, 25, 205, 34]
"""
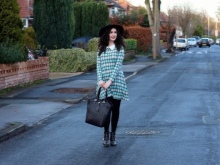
[97, 24, 129, 147]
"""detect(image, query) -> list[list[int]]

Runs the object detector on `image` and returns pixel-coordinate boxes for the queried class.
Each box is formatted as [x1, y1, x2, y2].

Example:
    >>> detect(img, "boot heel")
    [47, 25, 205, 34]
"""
[110, 132, 117, 146]
[103, 132, 109, 147]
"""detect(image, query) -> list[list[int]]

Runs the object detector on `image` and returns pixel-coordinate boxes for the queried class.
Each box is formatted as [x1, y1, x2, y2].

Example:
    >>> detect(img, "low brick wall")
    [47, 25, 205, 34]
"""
[0, 57, 49, 90]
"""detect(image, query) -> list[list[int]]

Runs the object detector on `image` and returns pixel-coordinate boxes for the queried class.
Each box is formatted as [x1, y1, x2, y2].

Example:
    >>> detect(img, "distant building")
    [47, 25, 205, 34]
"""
[105, 0, 137, 17]
[17, 0, 33, 27]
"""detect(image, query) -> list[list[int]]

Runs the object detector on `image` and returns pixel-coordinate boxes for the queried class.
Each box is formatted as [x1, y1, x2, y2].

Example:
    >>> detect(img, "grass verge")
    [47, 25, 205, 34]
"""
[0, 80, 45, 96]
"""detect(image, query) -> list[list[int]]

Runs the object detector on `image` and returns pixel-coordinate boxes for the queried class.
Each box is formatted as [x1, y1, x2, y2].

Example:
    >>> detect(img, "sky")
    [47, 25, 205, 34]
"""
[128, 0, 220, 20]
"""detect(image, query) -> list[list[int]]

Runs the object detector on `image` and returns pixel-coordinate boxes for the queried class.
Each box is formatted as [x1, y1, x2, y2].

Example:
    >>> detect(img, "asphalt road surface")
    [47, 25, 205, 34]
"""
[1, 45, 220, 165]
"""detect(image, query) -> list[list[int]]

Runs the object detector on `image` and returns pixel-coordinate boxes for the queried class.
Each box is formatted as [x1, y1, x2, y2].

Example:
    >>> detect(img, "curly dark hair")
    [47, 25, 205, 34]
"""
[98, 27, 125, 56]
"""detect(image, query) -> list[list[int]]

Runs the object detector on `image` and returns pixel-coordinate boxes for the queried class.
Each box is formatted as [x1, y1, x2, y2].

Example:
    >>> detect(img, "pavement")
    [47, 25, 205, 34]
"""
[0, 51, 174, 142]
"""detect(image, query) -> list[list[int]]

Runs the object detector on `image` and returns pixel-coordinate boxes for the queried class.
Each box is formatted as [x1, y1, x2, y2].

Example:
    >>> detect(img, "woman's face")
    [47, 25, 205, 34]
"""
[109, 28, 117, 42]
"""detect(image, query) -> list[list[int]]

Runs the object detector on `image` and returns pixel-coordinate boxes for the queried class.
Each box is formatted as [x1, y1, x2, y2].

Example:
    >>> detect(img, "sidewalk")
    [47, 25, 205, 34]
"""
[0, 52, 174, 142]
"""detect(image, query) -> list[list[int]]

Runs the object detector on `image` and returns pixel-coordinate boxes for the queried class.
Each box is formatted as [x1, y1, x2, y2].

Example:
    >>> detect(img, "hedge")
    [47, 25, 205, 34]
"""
[0, 42, 28, 64]
[48, 48, 96, 72]
[124, 39, 137, 50]
[88, 38, 137, 52]
[88, 38, 99, 52]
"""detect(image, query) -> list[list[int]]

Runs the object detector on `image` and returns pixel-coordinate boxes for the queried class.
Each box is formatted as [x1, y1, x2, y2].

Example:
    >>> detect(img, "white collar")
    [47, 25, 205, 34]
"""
[107, 44, 115, 50]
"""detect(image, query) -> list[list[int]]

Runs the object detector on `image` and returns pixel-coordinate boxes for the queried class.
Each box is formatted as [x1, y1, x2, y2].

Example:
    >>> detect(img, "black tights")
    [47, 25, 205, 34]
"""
[104, 97, 121, 133]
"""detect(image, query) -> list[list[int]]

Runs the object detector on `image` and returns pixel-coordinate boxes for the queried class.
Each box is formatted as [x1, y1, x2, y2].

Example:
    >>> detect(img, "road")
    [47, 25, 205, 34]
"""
[0, 45, 220, 165]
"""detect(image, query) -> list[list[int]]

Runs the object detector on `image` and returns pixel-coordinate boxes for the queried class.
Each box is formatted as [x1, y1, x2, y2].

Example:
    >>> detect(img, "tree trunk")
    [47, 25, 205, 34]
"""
[145, 0, 161, 59]
[166, 28, 176, 53]
[154, 0, 161, 59]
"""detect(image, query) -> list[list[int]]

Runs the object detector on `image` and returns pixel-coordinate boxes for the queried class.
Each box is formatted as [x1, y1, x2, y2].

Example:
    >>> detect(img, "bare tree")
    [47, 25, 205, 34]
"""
[216, 5, 220, 21]
[159, 12, 176, 53]
[145, 0, 161, 59]
[168, 3, 195, 37]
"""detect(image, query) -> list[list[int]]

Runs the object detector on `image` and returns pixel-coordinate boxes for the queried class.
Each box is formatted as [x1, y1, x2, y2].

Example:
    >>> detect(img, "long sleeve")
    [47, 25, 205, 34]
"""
[109, 48, 124, 82]
[96, 46, 128, 101]
[96, 54, 102, 82]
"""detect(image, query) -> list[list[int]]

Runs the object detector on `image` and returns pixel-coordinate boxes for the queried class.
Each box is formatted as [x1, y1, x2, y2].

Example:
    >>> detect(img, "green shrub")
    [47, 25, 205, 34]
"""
[0, 0, 23, 43]
[81, 1, 109, 37]
[23, 27, 38, 49]
[88, 37, 99, 52]
[33, 0, 75, 49]
[125, 39, 137, 50]
[48, 48, 96, 72]
[88, 38, 137, 52]
[0, 41, 28, 64]
[85, 51, 97, 70]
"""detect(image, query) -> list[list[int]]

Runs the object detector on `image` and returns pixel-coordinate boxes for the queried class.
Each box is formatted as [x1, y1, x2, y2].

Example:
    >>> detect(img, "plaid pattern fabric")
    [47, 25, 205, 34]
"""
[96, 45, 129, 101]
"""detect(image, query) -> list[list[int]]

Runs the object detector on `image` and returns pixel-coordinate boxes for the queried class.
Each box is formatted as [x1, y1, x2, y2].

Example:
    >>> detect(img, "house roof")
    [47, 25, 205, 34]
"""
[18, 0, 29, 18]
[29, 0, 33, 17]
[17, 0, 33, 18]
[116, 0, 134, 10]
[105, 0, 126, 10]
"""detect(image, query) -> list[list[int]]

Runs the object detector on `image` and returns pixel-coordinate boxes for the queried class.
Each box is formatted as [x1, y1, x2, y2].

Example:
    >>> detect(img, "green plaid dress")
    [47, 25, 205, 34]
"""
[96, 45, 129, 101]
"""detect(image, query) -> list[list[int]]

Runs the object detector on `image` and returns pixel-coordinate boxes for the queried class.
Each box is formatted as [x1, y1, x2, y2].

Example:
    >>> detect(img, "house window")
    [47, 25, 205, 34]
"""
[111, 8, 115, 15]
[21, 18, 28, 27]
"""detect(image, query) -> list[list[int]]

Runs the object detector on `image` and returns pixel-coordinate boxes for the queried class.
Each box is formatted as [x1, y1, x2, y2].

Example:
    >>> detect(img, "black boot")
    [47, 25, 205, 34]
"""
[103, 132, 109, 147]
[110, 132, 117, 146]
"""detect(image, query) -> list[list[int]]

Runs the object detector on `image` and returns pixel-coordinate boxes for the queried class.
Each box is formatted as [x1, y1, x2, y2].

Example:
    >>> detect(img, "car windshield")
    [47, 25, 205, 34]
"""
[192, 36, 200, 40]
[188, 38, 195, 41]
[201, 39, 208, 42]
[177, 39, 185, 43]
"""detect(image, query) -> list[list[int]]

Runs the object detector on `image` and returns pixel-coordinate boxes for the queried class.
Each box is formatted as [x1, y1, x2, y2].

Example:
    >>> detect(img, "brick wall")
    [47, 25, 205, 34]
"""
[0, 57, 49, 90]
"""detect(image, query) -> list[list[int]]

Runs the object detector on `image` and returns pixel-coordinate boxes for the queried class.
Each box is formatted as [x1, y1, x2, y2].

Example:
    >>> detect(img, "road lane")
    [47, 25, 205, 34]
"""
[0, 45, 220, 165]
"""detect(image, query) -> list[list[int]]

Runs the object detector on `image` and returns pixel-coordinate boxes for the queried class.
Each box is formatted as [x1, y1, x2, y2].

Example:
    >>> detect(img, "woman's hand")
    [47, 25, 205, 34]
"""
[98, 80, 105, 88]
[103, 80, 112, 89]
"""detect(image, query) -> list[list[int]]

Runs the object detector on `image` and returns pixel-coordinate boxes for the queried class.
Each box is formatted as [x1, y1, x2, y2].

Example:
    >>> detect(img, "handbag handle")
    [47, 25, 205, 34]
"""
[96, 87, 108, 100]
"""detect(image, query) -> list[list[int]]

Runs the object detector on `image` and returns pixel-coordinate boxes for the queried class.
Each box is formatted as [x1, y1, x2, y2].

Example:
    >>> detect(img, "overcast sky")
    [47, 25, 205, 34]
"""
[128, 0, 220, 20]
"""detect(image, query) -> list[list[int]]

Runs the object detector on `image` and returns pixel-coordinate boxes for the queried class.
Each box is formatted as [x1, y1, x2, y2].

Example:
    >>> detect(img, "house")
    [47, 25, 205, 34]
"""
[17, 0, 33, 27]
[116, 0, 137, 15]
[105, 0, 126, 17]
[105, 0, 136, 17]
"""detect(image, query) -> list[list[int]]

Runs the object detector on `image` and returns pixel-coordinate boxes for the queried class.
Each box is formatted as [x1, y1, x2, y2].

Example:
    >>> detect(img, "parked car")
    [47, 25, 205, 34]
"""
[173, 38, 189, 50]
[198, 38, 211, 47]
[187, 38, 197, 47]
[72, 36, 93, 50]
[216, 38, 220, 45]
[209, 38, 214, 45]
[192, 36, 201, 45]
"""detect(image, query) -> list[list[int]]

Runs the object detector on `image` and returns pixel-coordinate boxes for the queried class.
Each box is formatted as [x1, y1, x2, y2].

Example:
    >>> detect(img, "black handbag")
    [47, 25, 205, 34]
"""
[85, 87, 112, 127]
